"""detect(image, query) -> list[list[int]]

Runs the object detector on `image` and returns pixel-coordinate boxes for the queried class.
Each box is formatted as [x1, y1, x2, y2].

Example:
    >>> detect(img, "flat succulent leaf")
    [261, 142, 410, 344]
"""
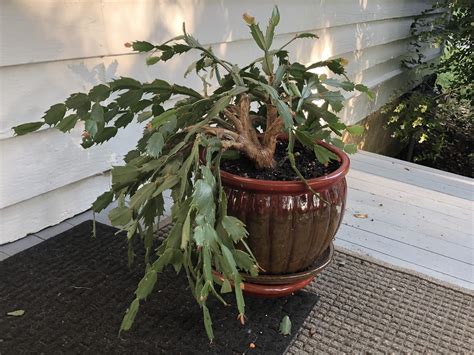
[132, 41, 155, 52]
[114, 112, 134, 128]
[220, 279, 232, 293]
[279, 315, 292, 335]
[344, 143, 358, 154]
[56, 114, 79, 132]
[146, 56, 160, 66]
[158, 116, 177, 137]
[143, 79, 172, 94]
[346, 124, 364, 135]
[294, 129, 316, 148]
[130, 99, 152, 113]
[146, 132, 165, 157]
[111, 165, 140, 188]
[295, 32, 318, 39]
[221, 244, 238, 276]
[225, 86, 248, 97]
[91, 102, 105, 127]
[120, 298, 140, 332]
[203, 306, 214, 342]
[314, 145, 338, 164]
[232, 249, 257, 275]
[130, 183, 157, 210]
[110, 77, 142, 91]
[275, 99, 293, 129]
[91, 191, 114, 213]
[192, 180, 214, 214]
[265, 6, 280, 49]
[135, 270, 157, 300]
[262, 54, 274, 75]
[319, 90, 345, 112]
[205, 95, 232, 121]
[202, 245, 213, 282]
[89, 84, 111, 102]
[153, 175, 180, 197]
[193, 223, 218, 247]
[151, 109, 177, 129]
[273, 64, 287, 87]
[13, 121, 44, 135]
[43, 103, 67, 125]
[249, 23, 267, 51]
[7, 310, 25, 317]
[307, 60, 345, 75]
[181, 211, 192, 249]
[172, 43, 191, 53]
[171, 84, 202, 99]
[85, 119, 98, 137]
[65, 93, 91, 112]
[117, 89, 143, 108]
[331, 137, 345, 149]
[221, 216, 248, 242]
[137, 111, 153, 123]
[323, 79, 355, 91]
[104, 103, 119, 122]
[326, 59, 346, 75]
[108, 206, 133, 226]
[94, 126, 118, 144]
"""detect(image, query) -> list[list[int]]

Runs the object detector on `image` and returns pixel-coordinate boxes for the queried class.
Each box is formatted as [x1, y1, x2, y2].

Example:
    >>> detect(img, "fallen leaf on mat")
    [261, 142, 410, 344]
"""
[7, 309, 25, 317]
[279, 315, 292, 335]
[353, 213, 368, 219]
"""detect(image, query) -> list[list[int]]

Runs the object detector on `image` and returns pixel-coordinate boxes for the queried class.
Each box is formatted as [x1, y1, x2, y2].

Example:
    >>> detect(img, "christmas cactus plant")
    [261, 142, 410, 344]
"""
[13, 7, 369, 340]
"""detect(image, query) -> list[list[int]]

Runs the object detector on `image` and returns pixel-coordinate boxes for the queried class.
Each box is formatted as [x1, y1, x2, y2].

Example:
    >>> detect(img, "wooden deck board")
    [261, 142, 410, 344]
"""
[350, 151, 473, 200]
[336, 151, 474, 290]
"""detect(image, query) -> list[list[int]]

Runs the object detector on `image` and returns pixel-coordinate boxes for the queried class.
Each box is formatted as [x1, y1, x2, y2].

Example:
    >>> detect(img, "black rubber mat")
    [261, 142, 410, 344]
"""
[0, 221, 318, 354]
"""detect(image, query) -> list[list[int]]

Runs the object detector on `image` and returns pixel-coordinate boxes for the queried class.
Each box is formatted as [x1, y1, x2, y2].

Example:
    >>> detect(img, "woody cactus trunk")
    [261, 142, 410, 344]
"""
[13, 7, 370, 341]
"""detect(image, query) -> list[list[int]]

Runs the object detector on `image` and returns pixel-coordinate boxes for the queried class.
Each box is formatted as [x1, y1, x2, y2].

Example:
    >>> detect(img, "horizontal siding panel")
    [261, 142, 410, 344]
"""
[341, 70, 412, 125]
[0, 123, 142, 208]
[1, 0, 436, 67]
[0, 174, 110, 244]
[2, 17, 421, 137]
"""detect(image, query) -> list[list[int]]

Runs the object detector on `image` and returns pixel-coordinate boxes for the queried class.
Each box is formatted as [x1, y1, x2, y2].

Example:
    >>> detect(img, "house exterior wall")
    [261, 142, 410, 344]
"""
[0, 0, 438, 244]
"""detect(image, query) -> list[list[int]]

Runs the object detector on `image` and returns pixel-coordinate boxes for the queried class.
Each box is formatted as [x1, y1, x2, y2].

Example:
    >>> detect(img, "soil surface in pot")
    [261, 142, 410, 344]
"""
[221, 140, 340, 181]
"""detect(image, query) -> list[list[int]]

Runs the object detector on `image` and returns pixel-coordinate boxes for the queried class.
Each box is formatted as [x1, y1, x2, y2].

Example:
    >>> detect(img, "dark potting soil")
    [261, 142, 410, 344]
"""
[221, 140, 340, 181]
[0, 221, 318, 354]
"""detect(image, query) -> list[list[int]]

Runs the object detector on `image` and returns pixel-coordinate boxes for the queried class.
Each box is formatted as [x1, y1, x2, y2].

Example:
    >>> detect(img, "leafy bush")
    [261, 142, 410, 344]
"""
[386, 0, 473, 176]
[385, 76, 472, 177]
[403, 0, 473, 96]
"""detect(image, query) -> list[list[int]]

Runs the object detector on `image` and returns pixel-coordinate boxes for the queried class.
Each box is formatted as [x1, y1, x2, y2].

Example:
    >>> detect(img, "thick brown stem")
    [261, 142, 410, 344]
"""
[203, 126, 276, 169]
[239, 94, 260, 145]
[202, 95, 285, 169]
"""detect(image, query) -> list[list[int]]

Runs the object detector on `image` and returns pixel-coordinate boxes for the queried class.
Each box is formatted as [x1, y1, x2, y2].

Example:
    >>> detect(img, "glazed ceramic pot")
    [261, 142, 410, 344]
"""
[221, 141, 349, 277]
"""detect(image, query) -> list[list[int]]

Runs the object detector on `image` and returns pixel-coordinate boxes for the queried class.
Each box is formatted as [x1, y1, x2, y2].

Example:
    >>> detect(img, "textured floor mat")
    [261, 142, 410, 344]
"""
[287, 251, 473, 353]
[1, 221, 472, 353]
[0, 221, 317, 354]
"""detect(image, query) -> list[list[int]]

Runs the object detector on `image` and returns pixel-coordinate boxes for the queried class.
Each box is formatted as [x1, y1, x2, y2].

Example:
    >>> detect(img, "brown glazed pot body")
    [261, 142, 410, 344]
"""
[221, 141, 349, 275]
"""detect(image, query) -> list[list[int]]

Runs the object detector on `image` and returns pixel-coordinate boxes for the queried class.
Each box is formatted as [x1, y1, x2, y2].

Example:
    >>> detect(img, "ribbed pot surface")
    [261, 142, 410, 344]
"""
[221, 141, 349, 275]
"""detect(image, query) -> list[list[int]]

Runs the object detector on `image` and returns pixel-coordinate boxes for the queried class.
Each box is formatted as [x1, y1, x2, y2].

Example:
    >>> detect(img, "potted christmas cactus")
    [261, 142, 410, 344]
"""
[13, 7, 369, 340]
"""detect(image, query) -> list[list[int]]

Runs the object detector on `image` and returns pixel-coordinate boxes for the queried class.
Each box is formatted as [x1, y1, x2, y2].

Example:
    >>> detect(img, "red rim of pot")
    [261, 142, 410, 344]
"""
[220, 140, 350, 193]
[211, 271, 315, 298]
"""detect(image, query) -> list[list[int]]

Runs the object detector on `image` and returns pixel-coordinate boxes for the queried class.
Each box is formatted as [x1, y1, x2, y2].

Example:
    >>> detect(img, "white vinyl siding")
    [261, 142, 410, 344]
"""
[0, 0, 438, 243]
